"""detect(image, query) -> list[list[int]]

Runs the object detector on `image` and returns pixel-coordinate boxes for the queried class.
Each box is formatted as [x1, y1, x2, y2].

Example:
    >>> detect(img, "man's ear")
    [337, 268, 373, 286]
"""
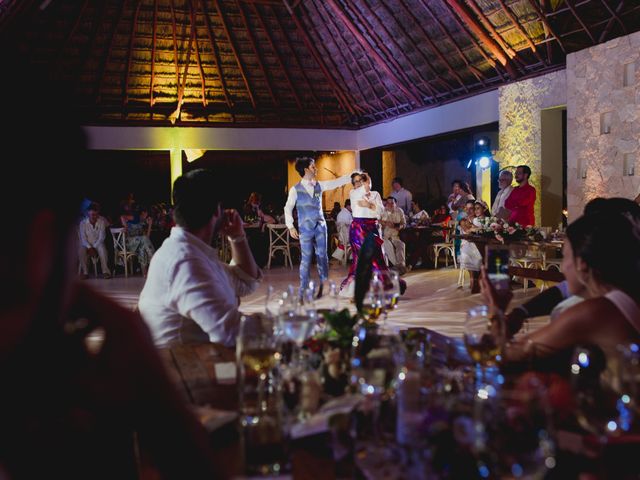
[25, 210, 56, 299]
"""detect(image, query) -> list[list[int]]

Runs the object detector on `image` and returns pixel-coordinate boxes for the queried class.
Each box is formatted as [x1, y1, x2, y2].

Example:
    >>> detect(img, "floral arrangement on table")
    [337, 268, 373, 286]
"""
[474, 217, 542, 243]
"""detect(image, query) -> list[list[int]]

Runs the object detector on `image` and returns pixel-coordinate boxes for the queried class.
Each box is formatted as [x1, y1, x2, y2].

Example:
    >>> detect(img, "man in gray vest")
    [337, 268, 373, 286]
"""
[284, 157, 354, 297]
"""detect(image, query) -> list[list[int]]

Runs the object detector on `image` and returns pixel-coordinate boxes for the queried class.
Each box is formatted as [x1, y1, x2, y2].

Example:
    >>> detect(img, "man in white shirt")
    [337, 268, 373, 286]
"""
[284, 157, 354, 296]
[335, 199, 352, 246]
[380, 197, 407, 274]
[78, 204, 111, 279]
[390, 177, 412, 215]
[491, 169, 514, 220]
[139, 169, 261, 347]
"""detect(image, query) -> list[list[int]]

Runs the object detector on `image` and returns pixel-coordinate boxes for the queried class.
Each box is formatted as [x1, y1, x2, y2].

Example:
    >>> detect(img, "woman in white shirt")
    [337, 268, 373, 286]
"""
[340, 172, 386, 294]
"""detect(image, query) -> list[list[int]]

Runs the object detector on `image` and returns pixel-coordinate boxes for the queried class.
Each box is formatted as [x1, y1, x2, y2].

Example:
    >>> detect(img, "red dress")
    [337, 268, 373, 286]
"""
[505, 183, 536, 226]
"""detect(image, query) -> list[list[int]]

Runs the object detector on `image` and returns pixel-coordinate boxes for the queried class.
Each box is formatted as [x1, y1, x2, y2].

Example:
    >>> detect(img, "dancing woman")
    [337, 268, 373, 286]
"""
[340, 172, 386, 294]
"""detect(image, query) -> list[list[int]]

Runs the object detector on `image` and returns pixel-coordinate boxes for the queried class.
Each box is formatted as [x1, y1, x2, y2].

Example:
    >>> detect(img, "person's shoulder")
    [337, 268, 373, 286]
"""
[560, 297, 621, 323]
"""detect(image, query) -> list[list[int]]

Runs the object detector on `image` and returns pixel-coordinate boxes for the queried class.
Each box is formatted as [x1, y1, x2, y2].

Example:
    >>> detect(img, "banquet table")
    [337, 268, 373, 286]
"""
[399, 225, 445, 268]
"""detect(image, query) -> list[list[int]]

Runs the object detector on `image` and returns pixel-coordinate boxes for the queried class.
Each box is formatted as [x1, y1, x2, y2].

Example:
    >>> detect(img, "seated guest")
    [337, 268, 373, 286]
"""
[459, 200, 483, 293]
[409, 199, 430, 226]
[381, 197, 407, 274]
[120, 206, 156, 277]
[332, 199, 352, 262]
[472, 200, 489, 226]
[0, 52, 218, 478]
[329, 201, 342, 221]
[243, 191, 262, 221]
[504, 197, 640, 336]
[139, 169, 262, 347]
[447, 180, 475, 215]
[483, 212, 640, 364]
[431, 205, 451, 226]
[78, 203, 111, 279]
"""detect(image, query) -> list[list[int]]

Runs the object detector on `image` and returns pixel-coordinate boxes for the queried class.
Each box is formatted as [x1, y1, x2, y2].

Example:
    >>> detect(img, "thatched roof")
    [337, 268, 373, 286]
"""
[2, 0, 639, 127]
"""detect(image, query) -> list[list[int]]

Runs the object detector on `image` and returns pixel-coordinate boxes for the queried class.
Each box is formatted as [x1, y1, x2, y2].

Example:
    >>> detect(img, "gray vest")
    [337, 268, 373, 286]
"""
[295, 182, 324, 229]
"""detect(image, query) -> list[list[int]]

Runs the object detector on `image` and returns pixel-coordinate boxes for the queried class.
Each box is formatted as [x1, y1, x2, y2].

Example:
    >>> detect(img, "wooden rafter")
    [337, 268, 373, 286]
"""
[525, 0, 566, 54]
[323, 0, 422, 105]
[268, 5, 321, 110]
[599, 0, 626, 42]
[209, 0, 256, 109]
[197, 0, 236, 116]
[309, 0, 381, 115]
[416, 0, 487, 86]
[188, 0, 208, 107]
[563, 0, 596, 44]
[349, 0, 444, 99]
[303, 3, 368, 116]
[54, 0, 89, 66]
[444, 0, 518, 78]
[169, 0, 181, 107]
[150, 0, 158, 109]
[250, 2, 303, 110]
[495, 0, 546, 64]
[599, 0, 626, 33]
[236, 0, 279, 107]
[123, 0, 142, 105]
[176, 19, 194, 115]
[96, 0, 128, 103]
[285, 1, 355, 117]
[311, 0, 390, 115]
[75, 0, 108, 93]
[391, 0, 469, 93]
[465, 0, 518, 61]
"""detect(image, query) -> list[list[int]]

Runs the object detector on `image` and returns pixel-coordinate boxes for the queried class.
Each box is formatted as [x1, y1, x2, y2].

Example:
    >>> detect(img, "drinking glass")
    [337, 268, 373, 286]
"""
[464, 305, 505, 392]
[236, 314, 284, 475]
[361, 273, 384, 322]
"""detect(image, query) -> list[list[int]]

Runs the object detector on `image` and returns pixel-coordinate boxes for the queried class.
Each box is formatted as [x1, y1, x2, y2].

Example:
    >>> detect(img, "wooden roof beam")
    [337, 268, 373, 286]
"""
[599, 0, 626, 43]
[150, 0, 158, 109]
[123, 0, 142, 106]
[416, 0, 487, 86]
[282, 0, 355, 117]
[563, 0, 596, 43]
[346, 0, 443, 100]
[268, 4, 322, 110]
[311, 0, 392, 114]
[394, 0, 469, 92]
[445, 0, 519, 78]
[309, 0, 384, 115]
[169, 0, 181, 110]
[96, 0, 128, 103]
[210, 0, 256, 109]
[465, 0, 518, 61]
[189, 1, 208, 107]
[495, 0, 546, 65]
[250, 3, 303, 110]
[322, 0, 423, 105]
[236, 0, 279, 107]
[525, 0, 566, 54]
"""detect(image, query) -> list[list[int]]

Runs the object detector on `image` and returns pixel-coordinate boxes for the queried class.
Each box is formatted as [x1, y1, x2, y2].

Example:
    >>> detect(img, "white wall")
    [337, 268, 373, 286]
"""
[83, 91, 500, 152]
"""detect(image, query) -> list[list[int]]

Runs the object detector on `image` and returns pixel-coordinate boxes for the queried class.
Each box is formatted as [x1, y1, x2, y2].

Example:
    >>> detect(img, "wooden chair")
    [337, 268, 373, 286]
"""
[266, 224, 293, 269]
[433, 223, 457, 269]
[110, 227, 137, 277]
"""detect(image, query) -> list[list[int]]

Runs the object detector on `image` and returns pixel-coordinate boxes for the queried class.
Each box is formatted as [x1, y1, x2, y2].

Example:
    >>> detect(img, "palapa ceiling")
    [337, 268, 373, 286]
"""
[1, 0, 639, 128]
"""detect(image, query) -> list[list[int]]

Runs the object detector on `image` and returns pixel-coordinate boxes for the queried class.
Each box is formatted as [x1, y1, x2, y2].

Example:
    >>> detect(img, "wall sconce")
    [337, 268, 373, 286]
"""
[623, 153, 635, 176]
[579, 161, 588, 179]
[600, 112, 612, 135]
[624, 62, 636, 87]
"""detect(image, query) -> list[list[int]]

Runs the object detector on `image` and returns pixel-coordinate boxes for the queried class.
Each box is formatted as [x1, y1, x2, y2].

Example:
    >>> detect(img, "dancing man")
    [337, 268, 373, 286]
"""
[284, 157, 354, 296]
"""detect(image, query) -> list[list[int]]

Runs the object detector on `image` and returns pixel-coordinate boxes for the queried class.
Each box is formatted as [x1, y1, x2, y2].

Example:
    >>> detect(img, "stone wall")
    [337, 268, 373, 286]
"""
[567, 32, 640, 220]
[498, 70, 567, 225]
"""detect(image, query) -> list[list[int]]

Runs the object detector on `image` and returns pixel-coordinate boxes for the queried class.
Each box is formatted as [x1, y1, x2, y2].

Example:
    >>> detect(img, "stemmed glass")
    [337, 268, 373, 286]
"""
[379, 270, 401, 326]
[361, 273, 384, 323]
[464, 305, 505, 394]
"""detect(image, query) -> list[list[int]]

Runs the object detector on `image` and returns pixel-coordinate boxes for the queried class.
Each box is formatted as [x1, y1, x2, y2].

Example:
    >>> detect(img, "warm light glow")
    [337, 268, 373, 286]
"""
[185, 149, 206, 163]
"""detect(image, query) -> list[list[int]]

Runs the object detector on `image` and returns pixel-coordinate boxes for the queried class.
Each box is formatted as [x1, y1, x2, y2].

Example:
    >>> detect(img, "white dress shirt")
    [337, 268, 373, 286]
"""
[491, 186, 513, 217]
[390, 188, 412, 214]
[284, 174, 352, 229]
[350, 186, 384, 219]
[138, 227, 262, 347]
[78, 216, 109, 248]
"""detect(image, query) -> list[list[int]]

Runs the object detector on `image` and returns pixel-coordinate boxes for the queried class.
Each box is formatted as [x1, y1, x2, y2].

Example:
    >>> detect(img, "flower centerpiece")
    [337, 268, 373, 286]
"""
[476, 217, 542, 243]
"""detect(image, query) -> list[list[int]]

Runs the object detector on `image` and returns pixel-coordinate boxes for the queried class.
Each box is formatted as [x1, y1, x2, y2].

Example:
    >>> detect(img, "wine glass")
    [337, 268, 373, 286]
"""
[464, 305, 505, 393]
[379, 270, 401, 326]
[361, 273, 384, 323]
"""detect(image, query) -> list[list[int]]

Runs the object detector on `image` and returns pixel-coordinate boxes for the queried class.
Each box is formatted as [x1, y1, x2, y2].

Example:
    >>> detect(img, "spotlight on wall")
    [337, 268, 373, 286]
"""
[477, 138, 487, 147]
[466, 158, 473, 169]
[478, 156, 491, 169]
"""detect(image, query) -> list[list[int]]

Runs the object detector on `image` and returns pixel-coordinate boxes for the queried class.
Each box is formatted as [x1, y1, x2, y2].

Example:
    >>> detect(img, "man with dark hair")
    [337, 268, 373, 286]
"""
[390, 176, 412, 215]
[284, 157, 355, 295]
[505, 164, 536, 226]
[139, 168, 261, 347]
